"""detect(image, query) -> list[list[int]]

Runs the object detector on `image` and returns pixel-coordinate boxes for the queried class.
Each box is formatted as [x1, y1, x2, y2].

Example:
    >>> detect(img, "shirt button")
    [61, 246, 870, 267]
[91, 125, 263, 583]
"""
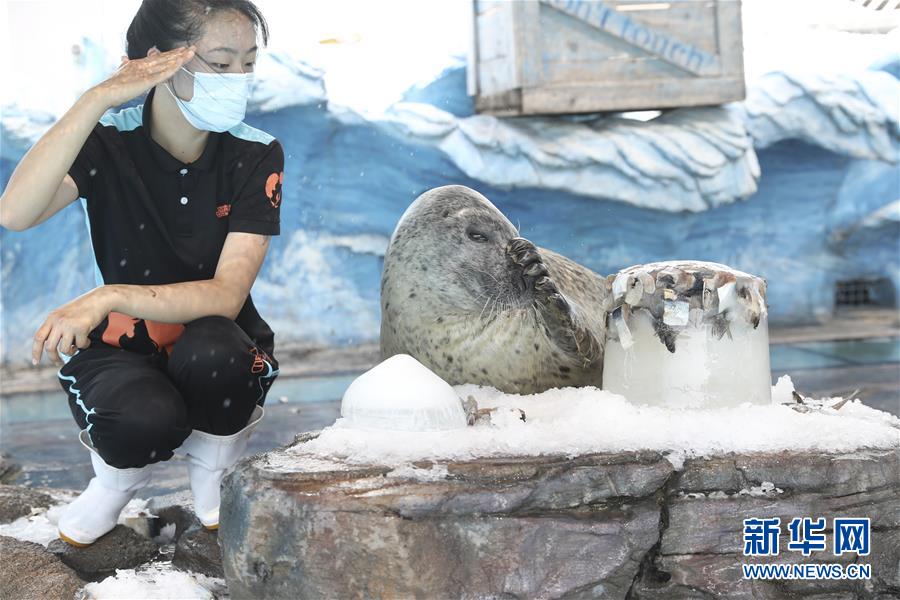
[180, 196, 189, 205]
[180, 168, 188, 175]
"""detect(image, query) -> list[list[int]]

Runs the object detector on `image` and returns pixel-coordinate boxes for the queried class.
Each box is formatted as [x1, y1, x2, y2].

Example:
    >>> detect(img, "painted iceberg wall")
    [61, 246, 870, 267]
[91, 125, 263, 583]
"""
[1, 48, 898, 366]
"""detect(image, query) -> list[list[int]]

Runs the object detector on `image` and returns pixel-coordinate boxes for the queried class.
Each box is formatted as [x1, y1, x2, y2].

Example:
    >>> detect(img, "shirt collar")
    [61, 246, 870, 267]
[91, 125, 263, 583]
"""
[142, 86, 220, 173]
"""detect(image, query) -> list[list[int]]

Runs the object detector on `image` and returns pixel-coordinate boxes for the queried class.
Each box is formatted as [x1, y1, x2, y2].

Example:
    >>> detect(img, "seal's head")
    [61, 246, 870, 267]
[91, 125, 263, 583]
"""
[385, 185, 522, 314]
[381, 184, 609, 393]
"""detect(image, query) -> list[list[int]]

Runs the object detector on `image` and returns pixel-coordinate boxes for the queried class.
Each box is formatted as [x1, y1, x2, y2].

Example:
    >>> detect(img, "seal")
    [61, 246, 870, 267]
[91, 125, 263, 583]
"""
[380, 185, 611, 395]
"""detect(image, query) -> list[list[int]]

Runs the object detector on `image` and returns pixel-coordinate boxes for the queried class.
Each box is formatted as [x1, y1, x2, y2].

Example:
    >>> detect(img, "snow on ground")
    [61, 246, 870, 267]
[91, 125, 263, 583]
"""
[78, 561, 228, 600]
[263, 376, 900, 474]
[0, 493, 156, 547]
[0, 489, 227, 599]
[0, 507, 65, 547]
[0, 487, 77, 546]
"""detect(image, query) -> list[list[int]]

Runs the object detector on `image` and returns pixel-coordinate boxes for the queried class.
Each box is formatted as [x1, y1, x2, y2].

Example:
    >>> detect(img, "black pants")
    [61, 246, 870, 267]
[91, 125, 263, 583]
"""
[57, 315, 280, 469]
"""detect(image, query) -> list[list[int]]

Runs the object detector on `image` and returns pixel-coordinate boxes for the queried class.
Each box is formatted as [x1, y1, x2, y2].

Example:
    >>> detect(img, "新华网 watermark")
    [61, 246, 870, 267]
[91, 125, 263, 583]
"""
[742, 517, 871, 580]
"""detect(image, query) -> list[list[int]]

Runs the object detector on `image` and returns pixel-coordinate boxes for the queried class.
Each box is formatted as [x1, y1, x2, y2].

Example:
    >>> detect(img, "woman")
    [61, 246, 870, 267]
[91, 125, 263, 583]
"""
[0, 0, 283, 546]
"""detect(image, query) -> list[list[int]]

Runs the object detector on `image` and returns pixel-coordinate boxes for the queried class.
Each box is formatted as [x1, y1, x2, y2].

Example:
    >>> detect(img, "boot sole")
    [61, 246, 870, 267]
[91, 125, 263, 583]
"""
[204, 523, 219, 531]
[58, 529, 93, 548]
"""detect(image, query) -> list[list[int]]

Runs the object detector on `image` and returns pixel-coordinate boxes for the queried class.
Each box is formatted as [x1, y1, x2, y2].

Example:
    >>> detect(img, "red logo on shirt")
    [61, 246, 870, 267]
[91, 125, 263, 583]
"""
[102, 311, 185, 357]
[216, 204, 231, 218]
[265, 171, 283, 208]
[249, 346, 272, 374]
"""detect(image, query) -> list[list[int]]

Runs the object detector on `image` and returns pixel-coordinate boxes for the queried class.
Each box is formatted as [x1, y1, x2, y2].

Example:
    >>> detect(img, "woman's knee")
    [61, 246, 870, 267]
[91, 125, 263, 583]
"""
[89, 377, 191, 468]
[167, 316, 249, 371]
[178, 315, 245, 347]
[166, 315, 274, 385]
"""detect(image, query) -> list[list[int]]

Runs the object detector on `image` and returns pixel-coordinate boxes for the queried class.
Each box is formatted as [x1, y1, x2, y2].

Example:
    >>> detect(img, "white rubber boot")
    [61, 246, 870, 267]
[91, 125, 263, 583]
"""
[57, 429, 154, 547]
[176, 405, 265, 530]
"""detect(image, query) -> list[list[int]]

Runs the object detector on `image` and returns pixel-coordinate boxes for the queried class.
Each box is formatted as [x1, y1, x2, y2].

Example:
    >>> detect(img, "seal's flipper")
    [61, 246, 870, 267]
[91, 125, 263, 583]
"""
[507, 237, 603, 368]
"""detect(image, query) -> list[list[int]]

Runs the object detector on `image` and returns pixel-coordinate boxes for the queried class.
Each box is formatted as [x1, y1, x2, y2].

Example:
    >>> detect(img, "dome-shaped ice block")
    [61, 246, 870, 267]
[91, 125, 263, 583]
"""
[340, 354, 469, 431]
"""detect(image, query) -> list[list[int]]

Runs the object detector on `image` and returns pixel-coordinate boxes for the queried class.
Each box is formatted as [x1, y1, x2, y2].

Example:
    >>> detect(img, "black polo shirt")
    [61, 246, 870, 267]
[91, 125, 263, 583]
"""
[67, 86, 283, 359]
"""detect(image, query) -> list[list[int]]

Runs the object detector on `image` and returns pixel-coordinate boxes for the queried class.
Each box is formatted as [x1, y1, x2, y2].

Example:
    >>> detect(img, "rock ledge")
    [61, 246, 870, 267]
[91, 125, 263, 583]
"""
[221, 437, 899, 599]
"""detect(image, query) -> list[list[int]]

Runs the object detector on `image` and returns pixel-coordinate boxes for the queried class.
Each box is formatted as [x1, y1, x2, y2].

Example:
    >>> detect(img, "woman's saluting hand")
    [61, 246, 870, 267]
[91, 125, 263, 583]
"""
[92, 45, 196, 109]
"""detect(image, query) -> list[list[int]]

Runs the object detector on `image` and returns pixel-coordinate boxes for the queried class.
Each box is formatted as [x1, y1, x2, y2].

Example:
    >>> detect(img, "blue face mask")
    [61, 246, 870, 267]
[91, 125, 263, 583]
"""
[165, 65, 253, 132]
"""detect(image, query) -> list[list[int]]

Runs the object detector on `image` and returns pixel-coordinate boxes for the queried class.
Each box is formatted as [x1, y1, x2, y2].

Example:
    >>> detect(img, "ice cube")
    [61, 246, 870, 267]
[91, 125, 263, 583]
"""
[663, 300, 690, 326]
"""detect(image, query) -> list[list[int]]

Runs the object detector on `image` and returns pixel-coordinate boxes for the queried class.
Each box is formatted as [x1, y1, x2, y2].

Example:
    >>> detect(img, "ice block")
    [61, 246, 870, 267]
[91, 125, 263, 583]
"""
[340, 353, 469, 431]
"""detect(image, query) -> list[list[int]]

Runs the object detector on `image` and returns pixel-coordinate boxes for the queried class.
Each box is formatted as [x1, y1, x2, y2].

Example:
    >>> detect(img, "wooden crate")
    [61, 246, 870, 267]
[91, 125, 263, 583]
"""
[467, 0, 746, 116]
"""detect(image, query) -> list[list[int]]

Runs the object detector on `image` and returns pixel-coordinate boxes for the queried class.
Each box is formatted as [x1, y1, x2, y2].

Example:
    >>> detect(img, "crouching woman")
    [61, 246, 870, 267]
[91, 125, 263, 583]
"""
[0, 0, 284, 546]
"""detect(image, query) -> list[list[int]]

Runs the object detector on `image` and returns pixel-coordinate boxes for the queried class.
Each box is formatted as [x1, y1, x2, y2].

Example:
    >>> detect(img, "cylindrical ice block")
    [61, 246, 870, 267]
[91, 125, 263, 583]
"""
[602, 261, 771, 408]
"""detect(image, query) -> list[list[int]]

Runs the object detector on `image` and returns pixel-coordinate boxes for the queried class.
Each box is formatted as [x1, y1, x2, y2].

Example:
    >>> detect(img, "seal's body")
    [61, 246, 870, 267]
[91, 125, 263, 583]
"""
[380, 185, 611, 395]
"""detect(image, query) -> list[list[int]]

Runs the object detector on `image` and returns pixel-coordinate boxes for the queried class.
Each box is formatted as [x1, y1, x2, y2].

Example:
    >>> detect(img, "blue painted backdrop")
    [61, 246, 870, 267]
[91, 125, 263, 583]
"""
[1, 64, 897, 365]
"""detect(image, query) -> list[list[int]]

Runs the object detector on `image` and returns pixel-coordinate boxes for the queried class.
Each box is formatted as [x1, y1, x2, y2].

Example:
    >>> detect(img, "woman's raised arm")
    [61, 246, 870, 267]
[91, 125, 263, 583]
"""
[0, 45, 195, 231]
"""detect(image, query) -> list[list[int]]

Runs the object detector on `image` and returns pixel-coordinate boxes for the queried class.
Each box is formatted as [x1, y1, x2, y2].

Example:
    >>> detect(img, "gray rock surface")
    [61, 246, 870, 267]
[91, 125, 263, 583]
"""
[221, 439, 900, 599]
[631, 450, 900, 599]
[147, 500, 201, 544]
[0, 483, 54, 523]
[47, 524, 160, 580]
[0, 452, 22, 483]
[220, 446, 672, 599]
[173, 524, 223, 579]
[0, 535, 85, 599]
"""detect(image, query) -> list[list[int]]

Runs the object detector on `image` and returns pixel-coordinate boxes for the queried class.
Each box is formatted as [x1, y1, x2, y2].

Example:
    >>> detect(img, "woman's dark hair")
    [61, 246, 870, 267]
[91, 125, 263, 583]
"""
[126, 0, 269, 60]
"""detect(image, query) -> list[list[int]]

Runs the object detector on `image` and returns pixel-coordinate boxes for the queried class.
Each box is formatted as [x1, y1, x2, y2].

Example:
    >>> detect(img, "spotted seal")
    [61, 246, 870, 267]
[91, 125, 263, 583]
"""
[380, 185, 611, 394]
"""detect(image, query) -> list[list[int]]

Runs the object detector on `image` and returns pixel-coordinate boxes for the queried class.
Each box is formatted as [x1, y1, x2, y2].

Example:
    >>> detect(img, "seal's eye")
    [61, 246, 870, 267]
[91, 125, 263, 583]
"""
[467, 230, 489, 243]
